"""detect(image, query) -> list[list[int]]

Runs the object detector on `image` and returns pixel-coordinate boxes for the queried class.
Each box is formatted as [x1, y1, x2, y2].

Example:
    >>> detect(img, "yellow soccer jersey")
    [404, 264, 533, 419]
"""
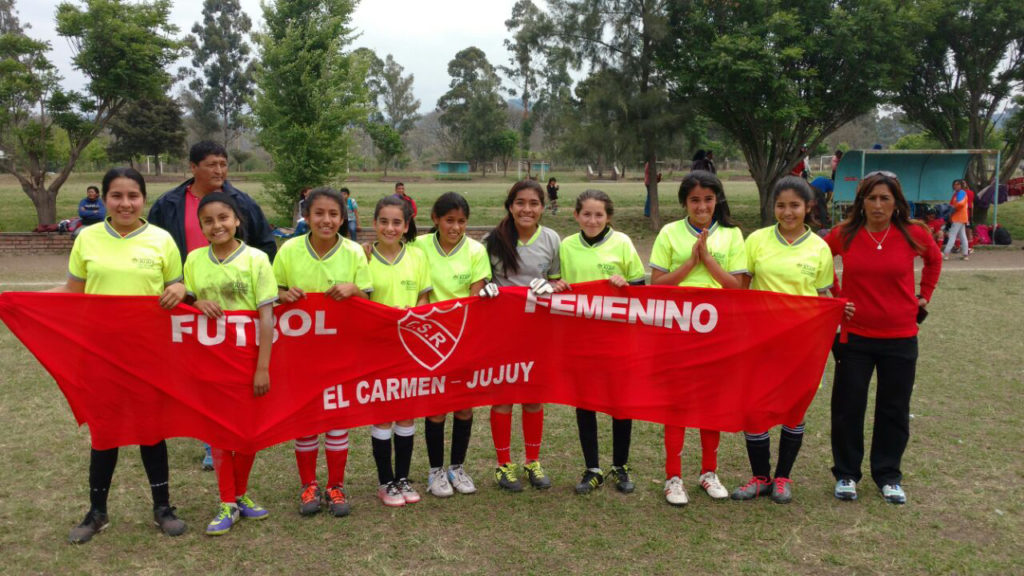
[649, 219, 747, 288]
[559, 229, 645, 284]
[184, 242, 278, 310]
[273, 233, 373, 293]
[745, 225, 834, 297]
[68, 218, 182, 296]
[410, 233, 490, 302]
[368, 243, 432, 308]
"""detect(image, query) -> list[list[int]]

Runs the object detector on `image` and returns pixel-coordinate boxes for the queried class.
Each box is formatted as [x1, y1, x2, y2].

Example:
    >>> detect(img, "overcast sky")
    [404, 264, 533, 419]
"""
[16, 0, 533, 113]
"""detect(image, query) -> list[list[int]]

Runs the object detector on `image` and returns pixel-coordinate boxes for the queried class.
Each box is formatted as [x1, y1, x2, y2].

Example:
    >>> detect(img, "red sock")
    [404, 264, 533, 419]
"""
[664, 426, 685, 479]
[294, 436, 319, 486]
[233, 452, 256, 497]
[326, 448, 348, 487]
[325, 429, 349, 487]
[522, 407, 544, 462]
[490, 408, 512, 465]
[213, 448, 236, 503]
[700, 429, 720, 474]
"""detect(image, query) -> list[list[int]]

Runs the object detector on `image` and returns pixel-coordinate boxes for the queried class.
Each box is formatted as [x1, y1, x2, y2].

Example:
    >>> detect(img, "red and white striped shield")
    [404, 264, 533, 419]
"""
[397, 303, 468, 371]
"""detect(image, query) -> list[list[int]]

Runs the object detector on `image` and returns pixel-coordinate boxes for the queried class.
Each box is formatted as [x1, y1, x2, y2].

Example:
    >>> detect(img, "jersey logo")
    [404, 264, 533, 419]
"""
[397, 303, 467, 371]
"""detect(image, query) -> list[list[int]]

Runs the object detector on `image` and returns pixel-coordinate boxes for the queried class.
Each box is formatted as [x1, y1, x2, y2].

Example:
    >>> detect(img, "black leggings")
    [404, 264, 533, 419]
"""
[576, 409, 632, 470]
[89, 441, 170, 513]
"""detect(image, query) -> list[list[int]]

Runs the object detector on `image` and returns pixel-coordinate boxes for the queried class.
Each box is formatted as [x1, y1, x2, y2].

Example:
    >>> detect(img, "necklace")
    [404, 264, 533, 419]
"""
[865, 225, 890, 250]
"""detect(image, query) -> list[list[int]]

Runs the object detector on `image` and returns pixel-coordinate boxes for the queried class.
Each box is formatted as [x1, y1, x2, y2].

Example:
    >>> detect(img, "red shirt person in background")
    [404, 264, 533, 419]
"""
[824, 170, 941, 506]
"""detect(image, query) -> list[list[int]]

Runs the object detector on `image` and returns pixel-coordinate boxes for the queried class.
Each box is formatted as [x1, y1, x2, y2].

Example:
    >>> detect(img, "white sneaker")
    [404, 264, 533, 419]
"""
[395, 478, 420, 504]
[664, 476, 688, 506]
[699, 471, 728, 499]
[377, 482, 405, 507]
[447, 465, 477, 494]
[427, 467, 454, 498]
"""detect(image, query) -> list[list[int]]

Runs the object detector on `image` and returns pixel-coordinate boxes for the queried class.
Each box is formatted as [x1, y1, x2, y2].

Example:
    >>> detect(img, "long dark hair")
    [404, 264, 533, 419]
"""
[678, 170, 738, 228]
[375, 195, 417, 243]
[486, 180, 545, 276]
[838, 172, 924, 252]
[773, 176, 817, 228]
[302, 187, 348, 222]
[101, 167, 147, 199]
[197, 192, 248, 243]
[428, 191, 471, 234]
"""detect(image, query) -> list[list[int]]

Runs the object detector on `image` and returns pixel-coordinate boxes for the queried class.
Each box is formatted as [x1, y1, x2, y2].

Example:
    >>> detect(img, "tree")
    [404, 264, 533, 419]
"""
[665, 0, 920, 224]
[0, 0, 26, 34]
[562, 69, 638, 177]
[379, 55, 421, 134]
[252, 0, 367, 217]
[894, 0, 1024, 210]
[502, 0, 554, 163]
[107, 94, 186, 174]
[0, 0, 181, 226]
[184, 0, 256, 150]
[436, 47, 508, 175]
[549, 0, 684, 230]
[365, 121, 403, 176]
[494, 129, 520, 176]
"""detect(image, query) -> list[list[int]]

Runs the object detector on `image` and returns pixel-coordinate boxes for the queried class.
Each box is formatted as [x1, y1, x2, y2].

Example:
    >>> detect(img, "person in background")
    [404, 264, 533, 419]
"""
[944, 180, 970, 261]
[791, 145, 810, 179]
[78, 186, 106, 227]
[341, 188, 359, 240]
[705, 150, 718, 174]
[546, 177, 560, 215]
[831, 150, 844, 181]
[809, 176, 835, 229]
[392, 182, 417, 219]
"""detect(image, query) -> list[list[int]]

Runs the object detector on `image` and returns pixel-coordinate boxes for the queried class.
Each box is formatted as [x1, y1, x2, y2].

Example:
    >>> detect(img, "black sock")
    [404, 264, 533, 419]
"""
[425, 418, 445, 469]
[744, 432, 772, 479]
[775, 424, 805, 479]
[450, 416, 473, 467]
[612, 418, 633, 468]
[394, 433, 414, 480]
[576, 409, 600, 470]
[89, 448, 119, 514]
[372, 436, 394, 485]
[139, 441, 170, 509]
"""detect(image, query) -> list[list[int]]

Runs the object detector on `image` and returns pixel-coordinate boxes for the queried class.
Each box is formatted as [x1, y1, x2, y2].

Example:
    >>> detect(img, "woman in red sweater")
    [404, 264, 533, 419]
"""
[824, 171, 941, 505]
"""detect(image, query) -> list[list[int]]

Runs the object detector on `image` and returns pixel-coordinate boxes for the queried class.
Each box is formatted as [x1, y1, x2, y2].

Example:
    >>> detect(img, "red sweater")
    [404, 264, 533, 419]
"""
[825, 224, 942, 339]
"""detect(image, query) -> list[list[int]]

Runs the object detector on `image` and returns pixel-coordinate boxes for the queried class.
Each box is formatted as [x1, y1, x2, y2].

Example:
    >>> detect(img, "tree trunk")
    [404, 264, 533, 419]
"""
[26, 186, 59, 226]
[646, 148, 662, 231]
[156, 155, 164, 176]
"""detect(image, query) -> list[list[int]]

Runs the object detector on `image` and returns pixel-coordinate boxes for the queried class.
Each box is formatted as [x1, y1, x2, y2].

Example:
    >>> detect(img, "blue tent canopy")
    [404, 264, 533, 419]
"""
[833, 150, 975, 203]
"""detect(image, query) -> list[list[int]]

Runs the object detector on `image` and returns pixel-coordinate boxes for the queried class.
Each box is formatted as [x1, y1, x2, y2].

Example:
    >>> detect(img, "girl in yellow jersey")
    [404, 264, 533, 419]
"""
[650, 170, 746, 506]
[53, 168, 187, 544]
[730, 176, 838, 504]
[273, 188, 373, 518]
[559, 190, 645, 496]
[409, 192, 490, 498]
[183, 193, 276, 535]
[366, 196, 432, 507]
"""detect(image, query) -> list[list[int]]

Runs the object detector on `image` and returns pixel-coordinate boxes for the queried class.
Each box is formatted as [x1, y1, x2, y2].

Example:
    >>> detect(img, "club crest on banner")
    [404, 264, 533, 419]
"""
[397, 303, 468, 370]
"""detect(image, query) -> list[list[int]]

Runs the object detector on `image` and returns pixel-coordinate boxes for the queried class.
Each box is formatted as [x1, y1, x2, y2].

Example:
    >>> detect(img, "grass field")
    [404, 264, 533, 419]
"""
[0, 172, 1022, 574]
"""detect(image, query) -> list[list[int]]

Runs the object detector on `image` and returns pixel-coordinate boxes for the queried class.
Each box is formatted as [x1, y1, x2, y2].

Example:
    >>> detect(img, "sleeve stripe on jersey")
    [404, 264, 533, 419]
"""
[650, 263, 670, 272]
[419, 286, 433, 295]
[257, 296, 278, 308]
[165, 276, 184, 286]
[68, 272, 86, 282]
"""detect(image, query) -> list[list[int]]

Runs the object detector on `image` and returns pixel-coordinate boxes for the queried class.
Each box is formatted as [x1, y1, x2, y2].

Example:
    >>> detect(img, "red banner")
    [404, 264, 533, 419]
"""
[0, 283, 843, 452]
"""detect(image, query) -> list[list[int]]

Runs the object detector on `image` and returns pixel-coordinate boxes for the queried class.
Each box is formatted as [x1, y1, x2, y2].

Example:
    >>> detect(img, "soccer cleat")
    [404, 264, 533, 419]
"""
[68, 510, 109, 544]
[202, 444, 214, 471]
[699, 471, 728, 500]
[609, 465, 635, 494]
[205, 503, 239, 536]
[153, 505, 187, 536]
[299, 482, 322, 515]
[427, 467, 454, 498]
[664, 476, 688, 506]
[731, 476, 773, 501]
[494, 463, 524, 492]
[881, 484, 906, 505]
[447, 465, 477, 494]
[575, 469, 604, 495]
[324, 485, 351, 517]
[834, 479, 858, 501]
[395, 478, 420, 504]
[377, 482, 405, 507]
[523, 461, 552, 489]
[771, 477, 793, 504]
[236, 494, 270, 520]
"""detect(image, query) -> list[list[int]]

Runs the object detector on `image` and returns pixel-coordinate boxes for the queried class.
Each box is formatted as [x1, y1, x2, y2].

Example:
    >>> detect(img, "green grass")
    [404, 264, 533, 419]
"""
[0, 257, 1021, 573]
